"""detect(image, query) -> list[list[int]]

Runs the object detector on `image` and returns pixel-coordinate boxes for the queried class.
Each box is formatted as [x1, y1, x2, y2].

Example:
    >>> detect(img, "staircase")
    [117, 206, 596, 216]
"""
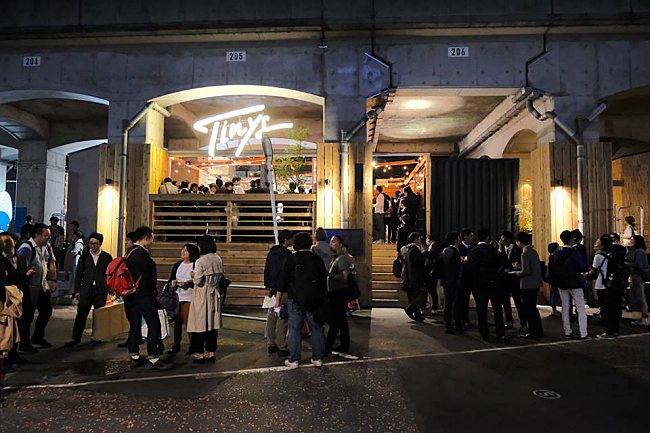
[371, 243, 408, 308]
[150, 242, 272, 306]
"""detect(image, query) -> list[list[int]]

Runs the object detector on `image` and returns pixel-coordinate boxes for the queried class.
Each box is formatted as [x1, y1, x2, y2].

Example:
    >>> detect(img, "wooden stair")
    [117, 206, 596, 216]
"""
[371, 243, 408, 308]
[150, 242, 272, 306]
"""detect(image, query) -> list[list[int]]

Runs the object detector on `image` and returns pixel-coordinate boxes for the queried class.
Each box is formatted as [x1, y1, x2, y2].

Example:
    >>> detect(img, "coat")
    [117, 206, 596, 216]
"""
[467, 243, 500, 289]
[74, 250, 113, 302]
[516, 245, 543, 290]
[0, 285, 23, 354]
[187, 253, 224, 332]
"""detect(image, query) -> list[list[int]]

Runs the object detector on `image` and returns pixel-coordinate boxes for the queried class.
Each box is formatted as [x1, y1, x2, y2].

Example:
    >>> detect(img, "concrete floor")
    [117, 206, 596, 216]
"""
[1, 305, 649, 433]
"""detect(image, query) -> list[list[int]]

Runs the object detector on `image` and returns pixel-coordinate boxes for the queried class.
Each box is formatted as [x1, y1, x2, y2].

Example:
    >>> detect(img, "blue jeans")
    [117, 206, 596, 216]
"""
[287, 299, 325, 362]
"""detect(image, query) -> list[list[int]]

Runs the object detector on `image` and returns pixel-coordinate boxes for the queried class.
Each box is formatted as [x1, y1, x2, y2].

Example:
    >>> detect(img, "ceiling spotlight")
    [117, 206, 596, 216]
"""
[371, 161, 377, 167]
[403, 99, 432, 110]
[403, 166, 407, 170]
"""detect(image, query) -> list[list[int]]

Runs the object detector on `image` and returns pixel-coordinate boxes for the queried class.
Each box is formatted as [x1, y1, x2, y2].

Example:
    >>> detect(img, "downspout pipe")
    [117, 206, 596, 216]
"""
[117, 101, 170, 257]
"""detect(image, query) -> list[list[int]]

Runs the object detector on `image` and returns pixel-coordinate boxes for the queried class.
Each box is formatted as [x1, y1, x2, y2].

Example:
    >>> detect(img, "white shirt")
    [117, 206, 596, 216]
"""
[374, 193, 385, 214]
[175, 262, 194, 302]
[233, 184, 245, 194]
[91, 250, 101, 266]
[592, 253, 609, 290]
[622, 225, 635, 247]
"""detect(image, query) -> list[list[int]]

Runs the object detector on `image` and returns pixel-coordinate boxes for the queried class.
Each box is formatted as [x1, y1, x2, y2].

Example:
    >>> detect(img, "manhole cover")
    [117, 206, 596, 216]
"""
[533, 390, 561, 400]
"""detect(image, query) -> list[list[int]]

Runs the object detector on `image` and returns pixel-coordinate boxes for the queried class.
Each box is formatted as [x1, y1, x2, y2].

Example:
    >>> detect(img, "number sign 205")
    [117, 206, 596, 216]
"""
[226, 51, 247, 62]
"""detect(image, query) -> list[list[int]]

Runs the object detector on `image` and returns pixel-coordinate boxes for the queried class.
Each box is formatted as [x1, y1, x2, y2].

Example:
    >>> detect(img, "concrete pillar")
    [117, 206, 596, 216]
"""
[16, 140, 66, 223]
[0, 163, 7, 192]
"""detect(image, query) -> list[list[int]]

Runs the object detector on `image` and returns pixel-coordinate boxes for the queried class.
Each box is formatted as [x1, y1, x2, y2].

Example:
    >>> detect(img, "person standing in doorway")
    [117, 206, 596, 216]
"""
[16, 223, 57, 350]
[372, 186, 386, 243]
[264, 230, 293, 357]
[65, 233, 113, 347]
[514, 232, 544, 339]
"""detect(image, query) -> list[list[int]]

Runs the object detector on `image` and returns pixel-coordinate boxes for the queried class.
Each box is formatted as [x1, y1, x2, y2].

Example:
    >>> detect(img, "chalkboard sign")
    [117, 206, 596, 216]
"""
[324, 228, 365, 257]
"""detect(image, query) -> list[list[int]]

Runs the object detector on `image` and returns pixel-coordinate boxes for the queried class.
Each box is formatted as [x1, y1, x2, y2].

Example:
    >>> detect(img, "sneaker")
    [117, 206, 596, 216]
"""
[596, 332, 616, 340]
[129, 356, 147, 369]
[564, 332, 575, 339]
[310, 358, 323, 367]
[64, 339, 81, 348]
[284, 359, 299, 369]
[267, 345, 278, 354]
[404, 308, 416, 320]
[631, 318, 650, 327]
[31, 339, 52, 348]
[149, 360, 174, 371]
[277, 349, 290, 357]
[591, 310, 602, 317]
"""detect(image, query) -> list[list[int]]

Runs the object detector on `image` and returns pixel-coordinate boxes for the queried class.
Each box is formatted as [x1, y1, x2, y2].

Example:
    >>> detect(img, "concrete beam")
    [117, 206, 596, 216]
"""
[0, 104, 50, 139]
[375, 142, 455, 155]
[49, 120, 108, 149]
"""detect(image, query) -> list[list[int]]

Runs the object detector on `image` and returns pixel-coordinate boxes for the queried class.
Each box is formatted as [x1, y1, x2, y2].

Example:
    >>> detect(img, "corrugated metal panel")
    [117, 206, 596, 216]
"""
[430, 159, 519, 240]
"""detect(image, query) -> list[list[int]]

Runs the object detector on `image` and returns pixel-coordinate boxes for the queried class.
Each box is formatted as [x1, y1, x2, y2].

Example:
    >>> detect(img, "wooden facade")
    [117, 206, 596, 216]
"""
[613, 152, 650, 234]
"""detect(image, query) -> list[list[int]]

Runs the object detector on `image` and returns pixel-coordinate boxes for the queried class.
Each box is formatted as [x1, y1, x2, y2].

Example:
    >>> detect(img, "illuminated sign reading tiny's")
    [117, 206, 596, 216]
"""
[193, 105, 293, 157]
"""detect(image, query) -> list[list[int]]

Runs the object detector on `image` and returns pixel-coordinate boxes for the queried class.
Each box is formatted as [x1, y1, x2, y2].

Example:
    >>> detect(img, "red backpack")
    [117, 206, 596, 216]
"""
[105, 248, 142, 297]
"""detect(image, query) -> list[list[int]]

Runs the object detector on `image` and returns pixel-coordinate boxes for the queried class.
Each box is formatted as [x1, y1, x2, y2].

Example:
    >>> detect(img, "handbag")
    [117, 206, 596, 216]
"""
[157, 283, 180, 321]
[392, 257, 403, 278]
[141, 309, 169, 340]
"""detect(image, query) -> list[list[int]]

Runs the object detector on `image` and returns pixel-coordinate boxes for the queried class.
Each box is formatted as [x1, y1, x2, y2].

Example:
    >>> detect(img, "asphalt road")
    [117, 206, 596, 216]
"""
[1, 306, 649, 433]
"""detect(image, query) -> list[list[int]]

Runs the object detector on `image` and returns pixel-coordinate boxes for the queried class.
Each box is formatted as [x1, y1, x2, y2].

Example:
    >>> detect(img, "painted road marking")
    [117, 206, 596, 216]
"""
[3, 332, 649, 391]
[533, 390, 561, 400]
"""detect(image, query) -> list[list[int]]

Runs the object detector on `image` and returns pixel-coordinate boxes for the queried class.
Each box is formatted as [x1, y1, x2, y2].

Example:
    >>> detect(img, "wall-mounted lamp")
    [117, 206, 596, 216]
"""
[552, 179, 564, 187]
[105, 178, 113, 185]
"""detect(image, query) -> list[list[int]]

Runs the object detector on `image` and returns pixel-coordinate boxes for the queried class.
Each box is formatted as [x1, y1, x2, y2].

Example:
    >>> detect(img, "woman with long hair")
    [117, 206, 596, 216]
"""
[167, 244, 200, 354]
[187, 236, 224, 363]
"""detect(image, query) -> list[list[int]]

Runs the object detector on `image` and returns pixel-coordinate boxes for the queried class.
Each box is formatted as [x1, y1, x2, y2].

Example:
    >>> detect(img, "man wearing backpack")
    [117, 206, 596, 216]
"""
[551, 230, 589, 339]
[123, 226, 173, 370]
[16, 223, 57, 351]
[275, 232, 328, 369]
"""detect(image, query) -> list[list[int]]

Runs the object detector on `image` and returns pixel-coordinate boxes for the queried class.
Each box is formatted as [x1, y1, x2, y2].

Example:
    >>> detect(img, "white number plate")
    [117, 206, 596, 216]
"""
[226, 51, 247, 62]
[23, 56, 42, 67]
[447, 47, 469, 58]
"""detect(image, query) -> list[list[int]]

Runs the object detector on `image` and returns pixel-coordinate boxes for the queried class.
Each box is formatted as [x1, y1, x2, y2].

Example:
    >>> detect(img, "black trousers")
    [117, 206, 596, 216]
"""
[325, 290, 350, 352]
[190, 330, 218, 353]
[125, 296, 161, 358]
[475, 285, 505, 338]
[71, 293, 106, 341]
[407, 286, 428, 313]
[427, 279, 439, 310]
[443, 282, 460, 330]
[521, 288, 543, 337]
[22, 286, 52, 342]
[458, 281, 475, 324]
[501, 276, 527, 326]
[599, 286, 622, 335]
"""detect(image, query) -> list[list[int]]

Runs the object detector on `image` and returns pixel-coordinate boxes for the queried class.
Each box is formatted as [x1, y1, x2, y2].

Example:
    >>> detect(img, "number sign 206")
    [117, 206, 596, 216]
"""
[448, 47, 469, 58]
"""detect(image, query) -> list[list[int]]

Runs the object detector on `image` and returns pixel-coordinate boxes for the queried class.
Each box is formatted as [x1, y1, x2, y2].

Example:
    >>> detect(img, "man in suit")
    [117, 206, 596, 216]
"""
[467, 228, 507, 341]
[401, 232, 428, 321]
[513, 232, 544, 339]
[65, 233, 113, 347]
[439, 232, 462, 334]
[457, 228, 475, 328]
[498, 231, 526, 331]
[396, 214, 418, 253]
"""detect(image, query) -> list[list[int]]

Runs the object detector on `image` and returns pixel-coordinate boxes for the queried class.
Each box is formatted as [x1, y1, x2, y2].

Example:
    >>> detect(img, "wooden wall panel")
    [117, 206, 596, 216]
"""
[315, 143, 341, 228]
[586, 142, 613, 245]
[126, 143, 152, 231]
[149, 144, 170, 194]
[97, 143, 120, 256]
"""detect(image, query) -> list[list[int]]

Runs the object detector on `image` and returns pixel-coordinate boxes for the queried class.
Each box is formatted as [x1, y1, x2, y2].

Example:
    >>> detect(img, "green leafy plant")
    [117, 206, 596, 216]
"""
[515, 195, 533, 233]
[274, 128, 310, 189]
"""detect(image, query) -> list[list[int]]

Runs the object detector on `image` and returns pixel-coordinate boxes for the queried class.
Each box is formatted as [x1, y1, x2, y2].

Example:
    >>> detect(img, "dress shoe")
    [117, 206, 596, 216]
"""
[149, 360, 174, 370]
[64, 340, 81, 348]
[18, 343, 38, 354]
[32, 339, 52, 348]
[505, 322, 514, 330]
[404, 308, 416, 320]
[204, 356, 216, 363]
[520, 333, 538, 340]
[267, 345, 278, 354]
[129, 357, 147, 369]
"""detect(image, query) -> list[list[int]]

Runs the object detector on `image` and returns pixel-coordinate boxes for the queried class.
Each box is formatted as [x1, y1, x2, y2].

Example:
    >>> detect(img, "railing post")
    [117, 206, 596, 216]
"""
[226, 200, 233, 243]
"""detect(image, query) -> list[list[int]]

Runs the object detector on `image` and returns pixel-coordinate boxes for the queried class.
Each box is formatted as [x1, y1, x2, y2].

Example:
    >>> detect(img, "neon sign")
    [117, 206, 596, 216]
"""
[193, 105, 293, 157]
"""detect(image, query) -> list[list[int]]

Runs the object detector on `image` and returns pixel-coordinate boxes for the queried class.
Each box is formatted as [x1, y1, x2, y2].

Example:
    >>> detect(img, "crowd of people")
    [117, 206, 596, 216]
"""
[396, 217, 650, 342]
[158, 176, 312, 195]
[372, 184, 422, 244]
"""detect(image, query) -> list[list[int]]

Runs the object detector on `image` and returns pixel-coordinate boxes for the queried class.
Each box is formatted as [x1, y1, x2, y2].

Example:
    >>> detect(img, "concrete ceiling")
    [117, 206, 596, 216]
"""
[377, 92, 505, 144]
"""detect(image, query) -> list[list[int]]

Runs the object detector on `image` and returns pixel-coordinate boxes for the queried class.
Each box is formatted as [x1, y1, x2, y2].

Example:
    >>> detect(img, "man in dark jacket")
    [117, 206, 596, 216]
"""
[439, 232, 462, 333]
[124, 226, 172, 370]
[65, 233, 113, 347]
[275, 232, 328, 369]
[498, 231, 526, 331]
[263, 229, 293, 356]
[457, 228, 475, 329]
[396, 214, 418, 253]
[401, 232, 428, 321]
[467, 228, 507, 341]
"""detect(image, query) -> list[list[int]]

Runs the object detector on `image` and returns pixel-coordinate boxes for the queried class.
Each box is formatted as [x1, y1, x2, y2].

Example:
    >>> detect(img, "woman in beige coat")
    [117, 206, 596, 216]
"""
[1, 284, 23, 376]
[187, 235, 223, 363]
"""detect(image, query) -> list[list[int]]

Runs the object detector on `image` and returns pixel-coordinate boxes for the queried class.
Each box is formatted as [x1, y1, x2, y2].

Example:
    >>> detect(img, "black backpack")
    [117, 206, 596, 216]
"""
[291, 255, 326, 310]
[601, 246, 629, 289]
[383, 193, 391, 213]
[549, 250, 580, 288]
